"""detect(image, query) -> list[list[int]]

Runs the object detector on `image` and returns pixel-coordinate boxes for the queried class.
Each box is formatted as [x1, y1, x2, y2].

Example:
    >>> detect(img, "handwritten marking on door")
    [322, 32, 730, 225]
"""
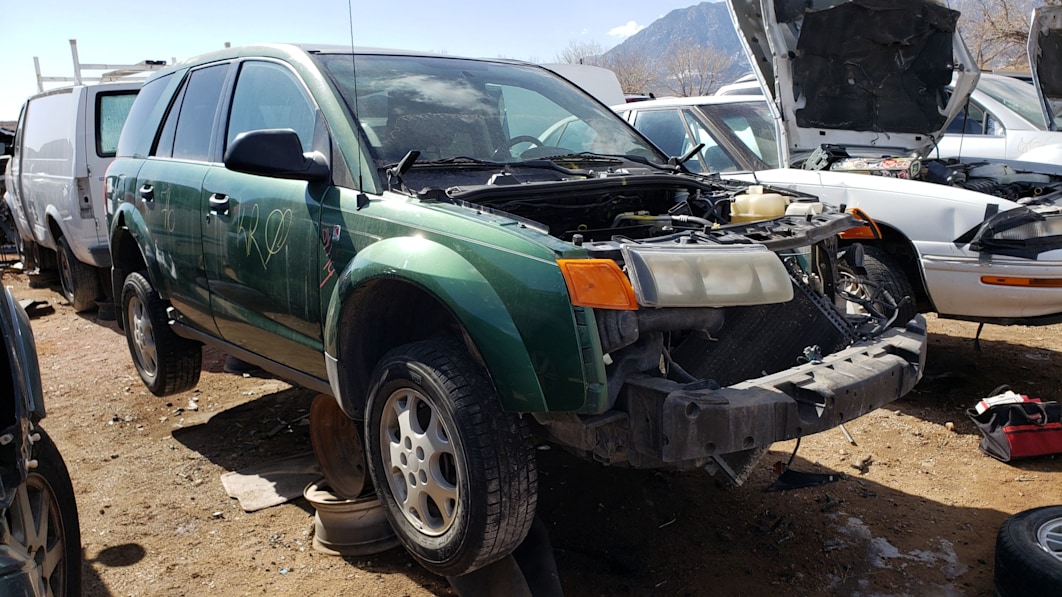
[236, 204, 294, 268]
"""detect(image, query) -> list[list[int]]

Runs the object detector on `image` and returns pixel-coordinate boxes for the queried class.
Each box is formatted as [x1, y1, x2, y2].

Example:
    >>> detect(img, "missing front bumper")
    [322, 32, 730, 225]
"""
[536, 315, 927, 474]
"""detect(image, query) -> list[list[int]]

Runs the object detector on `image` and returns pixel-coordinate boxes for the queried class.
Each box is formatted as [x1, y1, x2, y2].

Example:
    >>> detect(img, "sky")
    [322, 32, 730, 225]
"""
[0, 0, 703, 122]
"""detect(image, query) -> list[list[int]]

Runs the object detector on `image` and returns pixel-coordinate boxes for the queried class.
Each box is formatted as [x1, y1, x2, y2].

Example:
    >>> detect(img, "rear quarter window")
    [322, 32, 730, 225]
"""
[116, 73, 177, 158]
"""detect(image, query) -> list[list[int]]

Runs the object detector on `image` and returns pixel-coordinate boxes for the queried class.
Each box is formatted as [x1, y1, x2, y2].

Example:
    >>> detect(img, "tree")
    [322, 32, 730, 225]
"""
[605, 49, 659, 95]
[958, 0, 1062, 69]
[660, 40, 736, 97]
[555, 41, 607, 67]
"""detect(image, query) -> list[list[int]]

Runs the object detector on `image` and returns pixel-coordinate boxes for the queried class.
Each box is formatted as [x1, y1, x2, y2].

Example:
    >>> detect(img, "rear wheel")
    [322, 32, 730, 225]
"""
[4, 426, 82, 596]
[121, 271, 201, 396]
[364, 338, 537, 576]
[57, 236, 100, 312]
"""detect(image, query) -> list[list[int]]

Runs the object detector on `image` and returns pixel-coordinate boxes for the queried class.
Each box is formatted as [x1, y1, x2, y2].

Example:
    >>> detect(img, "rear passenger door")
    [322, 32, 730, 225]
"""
[201, 59, 328, 376]
[134, 62, 231, 336]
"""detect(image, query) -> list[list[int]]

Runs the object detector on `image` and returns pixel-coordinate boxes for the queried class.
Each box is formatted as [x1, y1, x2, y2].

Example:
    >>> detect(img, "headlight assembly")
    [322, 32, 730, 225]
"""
[968, 207, 1062, 259]
[621, 244, 794, 307]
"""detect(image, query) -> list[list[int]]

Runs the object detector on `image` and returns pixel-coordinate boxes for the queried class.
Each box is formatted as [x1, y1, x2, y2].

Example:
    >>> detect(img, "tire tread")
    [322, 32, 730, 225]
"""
[366, 338, 537, 576]
[122, 272, 201, 396]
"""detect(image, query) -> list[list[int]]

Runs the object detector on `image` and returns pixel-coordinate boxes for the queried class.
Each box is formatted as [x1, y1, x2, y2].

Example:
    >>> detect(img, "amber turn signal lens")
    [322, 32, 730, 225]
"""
[839, 207, 882, 240]
[557, 259, 638, 310]
[981, 276, 1062, 288]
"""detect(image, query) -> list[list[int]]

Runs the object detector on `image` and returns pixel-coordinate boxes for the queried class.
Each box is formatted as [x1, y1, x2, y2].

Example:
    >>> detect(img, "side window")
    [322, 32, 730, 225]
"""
[155, 84, 187, 158]
[21, 92, 77, 176]
[683, 113, 738, 173]
[985, 113, 1004, 136]
[947, 102, 988, 135]
[117, 73, 175, 158]
[630, 109, 694, 160]
[96, 91, 138, 157]
[227, 61, 316, 153]
[168, 64, 230, 161]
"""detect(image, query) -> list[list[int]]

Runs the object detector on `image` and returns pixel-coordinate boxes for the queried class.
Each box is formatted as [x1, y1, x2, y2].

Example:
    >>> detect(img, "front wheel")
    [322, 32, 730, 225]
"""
[995, 506, 1062, 596]
[121, 272, 201, 396]
[4, 426, 82, 596]
[57, 236, 99, 312]
[364, 338, 537, 577]
[839, 245, 917, 327]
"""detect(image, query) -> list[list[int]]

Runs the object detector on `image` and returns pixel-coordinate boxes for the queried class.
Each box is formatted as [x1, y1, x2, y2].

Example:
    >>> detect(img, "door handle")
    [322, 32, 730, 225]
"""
[208, 194, 230, 215]
[139, 184, 154, 202]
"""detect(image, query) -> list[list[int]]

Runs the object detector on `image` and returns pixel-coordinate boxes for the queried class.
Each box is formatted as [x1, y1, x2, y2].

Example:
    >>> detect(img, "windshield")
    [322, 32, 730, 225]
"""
[314, 53, 663, 169]
[976, 76, 1054, 130]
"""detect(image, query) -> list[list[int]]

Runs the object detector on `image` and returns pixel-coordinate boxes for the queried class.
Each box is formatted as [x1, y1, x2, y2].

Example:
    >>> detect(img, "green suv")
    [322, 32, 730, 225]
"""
[106, 44, 927, 577]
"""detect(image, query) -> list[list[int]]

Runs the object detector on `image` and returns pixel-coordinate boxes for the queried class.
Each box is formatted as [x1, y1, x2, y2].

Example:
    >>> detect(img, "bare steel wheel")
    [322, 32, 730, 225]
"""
[121, 272, 201, 396]
[309, 394, 367, 500]
[364, 338, 537, 576]
[4, 427, 81, 597]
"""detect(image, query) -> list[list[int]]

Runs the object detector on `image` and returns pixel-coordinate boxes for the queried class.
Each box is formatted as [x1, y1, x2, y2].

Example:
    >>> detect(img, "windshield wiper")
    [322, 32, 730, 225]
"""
[533, 151, 680, 172]
[381, 155, 507, 171]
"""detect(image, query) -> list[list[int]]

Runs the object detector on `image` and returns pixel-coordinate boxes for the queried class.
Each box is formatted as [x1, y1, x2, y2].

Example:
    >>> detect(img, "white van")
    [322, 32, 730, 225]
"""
[4, 82, 141, 311]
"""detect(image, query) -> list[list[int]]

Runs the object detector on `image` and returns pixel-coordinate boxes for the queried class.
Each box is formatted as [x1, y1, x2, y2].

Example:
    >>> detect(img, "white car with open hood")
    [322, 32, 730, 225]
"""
[712, 0, 1062, 328]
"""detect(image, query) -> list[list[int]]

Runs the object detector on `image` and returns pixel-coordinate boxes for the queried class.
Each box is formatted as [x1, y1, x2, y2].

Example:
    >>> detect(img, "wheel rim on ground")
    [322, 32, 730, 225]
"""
[310, 394, 367, 499]
[1037, 516, 1062, 563]
[7, 471, 68, 595]
[127, 294, 158, 378]
[379, 387, 460, 537]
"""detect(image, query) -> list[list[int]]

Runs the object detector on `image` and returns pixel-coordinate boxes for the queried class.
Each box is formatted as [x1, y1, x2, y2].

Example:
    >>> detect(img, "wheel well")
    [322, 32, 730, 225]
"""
[109, 218, 148, 329]
[110, 220, 147, 280]
[336, 279, 468, 419]
[47, 215, 63, 246]
[843, 222, 934, 313]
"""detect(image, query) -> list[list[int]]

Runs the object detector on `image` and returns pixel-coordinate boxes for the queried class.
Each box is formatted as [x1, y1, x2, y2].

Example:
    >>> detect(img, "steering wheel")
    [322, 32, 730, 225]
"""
[492, 135, 544, 160]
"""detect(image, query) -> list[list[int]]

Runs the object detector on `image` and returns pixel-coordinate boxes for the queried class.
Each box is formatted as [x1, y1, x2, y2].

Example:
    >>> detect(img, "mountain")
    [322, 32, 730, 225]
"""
[603, 1, 749, 91]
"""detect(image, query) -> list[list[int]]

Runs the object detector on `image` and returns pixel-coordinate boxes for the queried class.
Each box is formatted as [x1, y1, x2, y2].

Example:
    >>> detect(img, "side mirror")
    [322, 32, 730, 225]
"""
[224, 129, 330, 182]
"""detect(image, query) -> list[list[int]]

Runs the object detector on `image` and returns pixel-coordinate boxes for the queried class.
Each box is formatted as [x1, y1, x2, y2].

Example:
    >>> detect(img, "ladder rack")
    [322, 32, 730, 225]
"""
[34, 39, 170, 92]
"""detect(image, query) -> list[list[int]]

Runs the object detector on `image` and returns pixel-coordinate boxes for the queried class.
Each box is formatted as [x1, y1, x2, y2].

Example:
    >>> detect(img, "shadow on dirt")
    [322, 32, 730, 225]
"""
[163, 379, 1031, 596]
[894, 331, 1062, 433]
[166, 386, 457, 595]
[535, 446, 1006, 596]
[152, 325, 1062, 596]
[169, 385, 319, 503]
[82, 543, 148, 596]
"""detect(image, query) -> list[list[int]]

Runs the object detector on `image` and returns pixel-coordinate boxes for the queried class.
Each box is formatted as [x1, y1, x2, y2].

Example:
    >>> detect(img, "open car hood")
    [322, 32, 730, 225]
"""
[726, 0, 980, 165]
[1030, 6, 1062, 132]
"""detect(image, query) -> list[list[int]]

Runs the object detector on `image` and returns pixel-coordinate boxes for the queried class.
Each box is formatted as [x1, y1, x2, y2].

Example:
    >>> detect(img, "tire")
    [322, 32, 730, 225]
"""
[57, 236, 100, 312]
[364, 338, 538, 577]
[121, 271, 201, 396]
[995, 506, 1062, 596]
[4, 426, 82, 596]
[840, 245, 917, 326]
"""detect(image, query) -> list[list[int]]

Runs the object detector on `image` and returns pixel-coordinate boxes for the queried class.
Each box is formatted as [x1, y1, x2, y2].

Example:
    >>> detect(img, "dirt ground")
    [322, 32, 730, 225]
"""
[8, 268, 1062, 596]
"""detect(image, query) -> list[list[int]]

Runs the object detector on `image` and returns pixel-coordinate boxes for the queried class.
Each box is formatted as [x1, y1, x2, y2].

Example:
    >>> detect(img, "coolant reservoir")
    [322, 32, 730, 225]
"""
[731, 185, 787, 223]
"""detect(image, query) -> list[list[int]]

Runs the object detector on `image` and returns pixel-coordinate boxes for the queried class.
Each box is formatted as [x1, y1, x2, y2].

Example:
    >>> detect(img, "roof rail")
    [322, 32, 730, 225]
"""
[34, 39, 170, 93]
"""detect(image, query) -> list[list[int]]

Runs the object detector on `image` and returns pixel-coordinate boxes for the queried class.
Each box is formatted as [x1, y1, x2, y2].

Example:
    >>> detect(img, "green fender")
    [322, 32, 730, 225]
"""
[324, 236, 548, 412]
[109, 204, 164, 299]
